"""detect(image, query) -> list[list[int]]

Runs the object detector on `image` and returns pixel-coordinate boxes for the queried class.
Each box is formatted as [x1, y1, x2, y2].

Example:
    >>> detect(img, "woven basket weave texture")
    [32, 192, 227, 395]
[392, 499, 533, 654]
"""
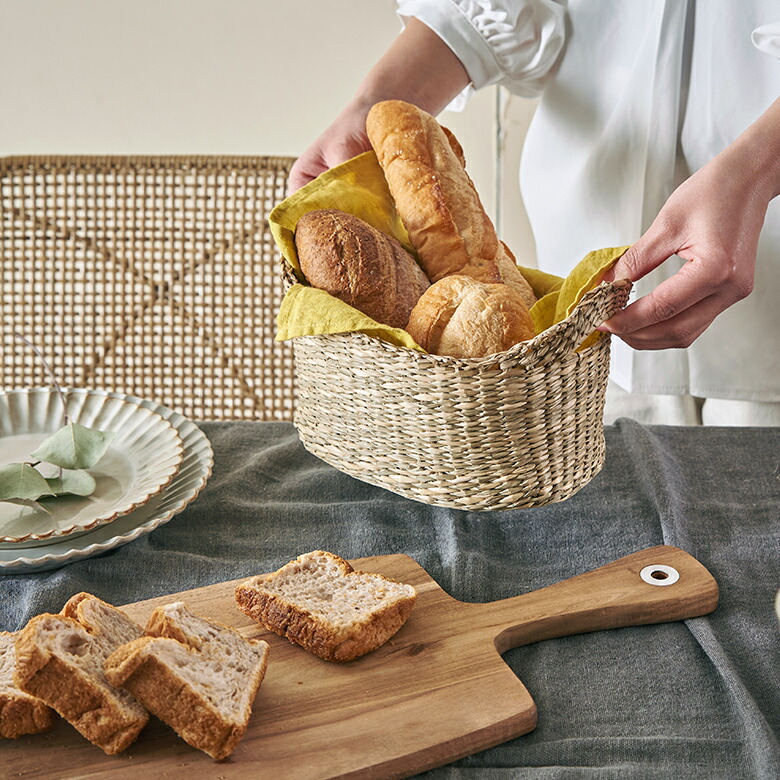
[1, 155, 296, 421]
[292, 279, 631, 511]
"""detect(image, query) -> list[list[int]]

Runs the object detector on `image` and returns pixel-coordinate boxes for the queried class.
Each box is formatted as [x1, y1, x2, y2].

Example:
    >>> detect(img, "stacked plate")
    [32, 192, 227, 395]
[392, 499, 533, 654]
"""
[0, 389, 213, 573]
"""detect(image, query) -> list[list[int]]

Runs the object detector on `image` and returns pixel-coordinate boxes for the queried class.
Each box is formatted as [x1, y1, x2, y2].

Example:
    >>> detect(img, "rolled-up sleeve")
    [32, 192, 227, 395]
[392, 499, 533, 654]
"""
[752, 20, 780, 59]
[397, 0, 567, 103]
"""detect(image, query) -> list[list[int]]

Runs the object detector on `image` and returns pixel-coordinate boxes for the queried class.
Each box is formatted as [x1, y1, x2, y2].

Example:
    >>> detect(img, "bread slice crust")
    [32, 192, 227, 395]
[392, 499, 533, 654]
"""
[235, 551, 416, 662]
[13, 611, 148, 754]
[0, 631, 56, 739]
[105, 603, 270, 760]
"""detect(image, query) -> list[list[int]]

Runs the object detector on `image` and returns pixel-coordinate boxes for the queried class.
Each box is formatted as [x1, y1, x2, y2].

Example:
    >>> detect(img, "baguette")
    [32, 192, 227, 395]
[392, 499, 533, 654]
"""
[13, 593, 147, 754]
[235, 550, 416, 662]
[105, 602, 270, 760]
[366, 99, 536, 309]
[0, 631, 56, 739]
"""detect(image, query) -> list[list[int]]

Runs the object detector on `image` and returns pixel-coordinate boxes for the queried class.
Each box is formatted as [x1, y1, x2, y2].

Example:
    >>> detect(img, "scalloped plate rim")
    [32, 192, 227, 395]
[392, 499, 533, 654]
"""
[0, 389, 184, 544]
[0, 389, 213, 573]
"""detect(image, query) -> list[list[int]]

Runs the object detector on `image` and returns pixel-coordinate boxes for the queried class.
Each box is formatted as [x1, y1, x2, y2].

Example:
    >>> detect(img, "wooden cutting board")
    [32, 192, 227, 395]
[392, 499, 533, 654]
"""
[6, 545, 718, 779]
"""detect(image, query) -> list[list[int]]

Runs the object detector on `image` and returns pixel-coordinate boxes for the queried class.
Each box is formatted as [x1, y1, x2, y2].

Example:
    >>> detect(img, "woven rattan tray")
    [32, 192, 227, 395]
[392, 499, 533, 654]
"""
[289, 276, 632, 511]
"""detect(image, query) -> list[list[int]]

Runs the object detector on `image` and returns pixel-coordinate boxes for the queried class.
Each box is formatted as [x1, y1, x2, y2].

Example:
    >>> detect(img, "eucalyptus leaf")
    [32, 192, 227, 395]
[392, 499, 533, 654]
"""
[30, 422, 115, 470]
[44, 469, 97, 497]
[0, 462, 55, 501]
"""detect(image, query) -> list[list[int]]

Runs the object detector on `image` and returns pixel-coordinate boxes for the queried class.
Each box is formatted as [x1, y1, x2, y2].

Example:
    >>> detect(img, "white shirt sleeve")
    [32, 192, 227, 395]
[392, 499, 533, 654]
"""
[396, 0, 567, 108]
[752, 20, 780, 59]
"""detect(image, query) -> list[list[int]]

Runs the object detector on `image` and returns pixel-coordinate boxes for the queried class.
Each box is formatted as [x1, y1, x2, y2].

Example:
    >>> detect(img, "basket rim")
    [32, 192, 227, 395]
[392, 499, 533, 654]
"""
[290, 277, 632, 370]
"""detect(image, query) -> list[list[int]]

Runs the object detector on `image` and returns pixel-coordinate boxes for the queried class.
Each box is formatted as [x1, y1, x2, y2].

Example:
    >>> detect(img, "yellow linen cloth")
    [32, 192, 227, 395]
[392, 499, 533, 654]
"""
[270, 151, 628, 351]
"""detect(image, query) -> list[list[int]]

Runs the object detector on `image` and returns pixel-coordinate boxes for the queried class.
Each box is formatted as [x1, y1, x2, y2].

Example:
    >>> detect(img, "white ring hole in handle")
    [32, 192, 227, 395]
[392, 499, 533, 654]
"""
[640, 564, 680, 587]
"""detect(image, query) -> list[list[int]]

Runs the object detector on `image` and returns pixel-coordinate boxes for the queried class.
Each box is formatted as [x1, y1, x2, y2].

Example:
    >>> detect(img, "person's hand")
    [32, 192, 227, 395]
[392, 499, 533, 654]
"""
[286, 18, 470, 195]
[599, 145, 776, 350]
[287, 100, 373, 194]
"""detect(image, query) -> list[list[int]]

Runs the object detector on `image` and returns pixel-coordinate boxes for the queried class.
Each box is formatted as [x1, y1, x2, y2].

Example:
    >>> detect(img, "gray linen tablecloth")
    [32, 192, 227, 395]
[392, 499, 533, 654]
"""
[2, 419, 779, 779]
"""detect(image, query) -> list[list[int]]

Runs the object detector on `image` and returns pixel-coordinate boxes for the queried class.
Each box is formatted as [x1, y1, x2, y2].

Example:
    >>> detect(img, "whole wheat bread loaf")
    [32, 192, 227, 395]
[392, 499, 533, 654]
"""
[12, 593, 148, 754]
[104, 602, 270, 760]
[0, 631, 56, 739]
[234, 550, 416, 662]
[295, 208, 430, 329]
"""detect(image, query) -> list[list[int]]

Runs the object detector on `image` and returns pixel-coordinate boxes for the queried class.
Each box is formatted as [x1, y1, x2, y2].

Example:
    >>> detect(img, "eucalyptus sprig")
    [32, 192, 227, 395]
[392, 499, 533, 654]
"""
[0, 336, 115, 510]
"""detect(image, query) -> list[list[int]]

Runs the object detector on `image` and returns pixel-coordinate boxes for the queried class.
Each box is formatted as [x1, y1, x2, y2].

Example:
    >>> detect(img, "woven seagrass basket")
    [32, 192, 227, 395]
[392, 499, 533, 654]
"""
[286, 272, 632, 512]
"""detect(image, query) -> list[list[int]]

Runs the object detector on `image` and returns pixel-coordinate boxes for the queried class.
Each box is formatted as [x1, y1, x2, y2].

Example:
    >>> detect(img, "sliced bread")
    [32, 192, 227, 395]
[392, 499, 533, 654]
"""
[13, 593, 148, 754]
[234, 550, 417, 662]
[104, 602, 270, 760]
[0, 631, 56, 739]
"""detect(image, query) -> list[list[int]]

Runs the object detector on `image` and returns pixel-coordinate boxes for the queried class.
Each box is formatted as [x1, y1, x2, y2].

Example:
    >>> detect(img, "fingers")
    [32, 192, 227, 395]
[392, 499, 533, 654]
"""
[603, 258, 711, 332]
[601, 293, 726, 349]
[287, 151, 327, 195]
[600, 255, 753, 349]
[602, 221, 680, 284]
[286, 124, 373, 195]
[601, 190, 753, 347]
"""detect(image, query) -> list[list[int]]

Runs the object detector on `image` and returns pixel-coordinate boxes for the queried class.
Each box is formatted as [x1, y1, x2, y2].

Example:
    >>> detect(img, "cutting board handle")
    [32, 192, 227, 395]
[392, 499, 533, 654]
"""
[477, 545, 718, 654]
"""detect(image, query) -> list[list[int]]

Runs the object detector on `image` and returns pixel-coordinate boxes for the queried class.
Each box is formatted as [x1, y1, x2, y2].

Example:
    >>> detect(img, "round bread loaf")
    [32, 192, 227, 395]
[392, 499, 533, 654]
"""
[405, 275, 536, 358]
[294, 209, 430, 329]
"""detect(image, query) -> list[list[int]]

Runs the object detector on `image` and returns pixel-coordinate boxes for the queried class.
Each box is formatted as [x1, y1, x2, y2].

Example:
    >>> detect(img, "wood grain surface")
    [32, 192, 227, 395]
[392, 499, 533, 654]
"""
[5, 545, 718, 779]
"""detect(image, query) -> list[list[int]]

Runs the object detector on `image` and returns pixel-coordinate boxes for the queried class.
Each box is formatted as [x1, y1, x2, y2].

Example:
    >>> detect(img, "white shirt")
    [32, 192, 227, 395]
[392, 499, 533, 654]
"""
[397, 0, 780, 401]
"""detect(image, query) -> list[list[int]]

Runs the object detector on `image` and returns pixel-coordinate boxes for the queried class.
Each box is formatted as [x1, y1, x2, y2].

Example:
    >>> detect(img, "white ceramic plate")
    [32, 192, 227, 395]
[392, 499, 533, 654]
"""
[0, 390, 184, 545]
[0, 392, 213, 573]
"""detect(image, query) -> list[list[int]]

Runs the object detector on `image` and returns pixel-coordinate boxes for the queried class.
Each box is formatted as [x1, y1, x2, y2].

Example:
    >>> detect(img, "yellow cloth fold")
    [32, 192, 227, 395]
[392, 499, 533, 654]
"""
[277, 284, 423, 350]
[270, 152, 628, 351]
[269, 151, 415, 281]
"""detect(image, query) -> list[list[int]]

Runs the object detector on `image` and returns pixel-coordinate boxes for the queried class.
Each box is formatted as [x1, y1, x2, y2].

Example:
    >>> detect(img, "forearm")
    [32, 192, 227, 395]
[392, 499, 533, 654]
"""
[719, 95, 780, 202]
[351, 18, 470, 116]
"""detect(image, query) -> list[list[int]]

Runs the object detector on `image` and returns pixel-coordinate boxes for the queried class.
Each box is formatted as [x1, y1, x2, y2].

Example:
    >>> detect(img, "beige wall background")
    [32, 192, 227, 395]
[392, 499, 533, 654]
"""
[1, 0, 538, 265]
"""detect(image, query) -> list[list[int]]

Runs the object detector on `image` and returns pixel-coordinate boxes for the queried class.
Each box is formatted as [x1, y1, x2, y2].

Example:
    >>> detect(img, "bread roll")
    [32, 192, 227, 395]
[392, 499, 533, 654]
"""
[366, 100, 536, 308]
[294, 208, 430, 329]
[405, 275, 535, 358]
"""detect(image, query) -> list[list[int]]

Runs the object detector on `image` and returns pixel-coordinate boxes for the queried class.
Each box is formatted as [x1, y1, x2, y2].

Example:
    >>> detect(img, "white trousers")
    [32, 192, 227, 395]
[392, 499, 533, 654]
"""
[604, 382, 780, 426]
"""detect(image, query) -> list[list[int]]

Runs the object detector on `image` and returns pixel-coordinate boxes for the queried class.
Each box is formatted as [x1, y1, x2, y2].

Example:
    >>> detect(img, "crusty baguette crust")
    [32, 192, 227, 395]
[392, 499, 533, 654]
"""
[406, 275, 536, 358]
[441, 125, 466, 168]
[295, 208, 430, 329]
[13, 614, 148, 754]
[234, 551, 417, 663]
[497, 243, 537, 310]
[105, 636, 268, 760]
[366, 99, 536, 312]
[367, 100, 501, 285]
